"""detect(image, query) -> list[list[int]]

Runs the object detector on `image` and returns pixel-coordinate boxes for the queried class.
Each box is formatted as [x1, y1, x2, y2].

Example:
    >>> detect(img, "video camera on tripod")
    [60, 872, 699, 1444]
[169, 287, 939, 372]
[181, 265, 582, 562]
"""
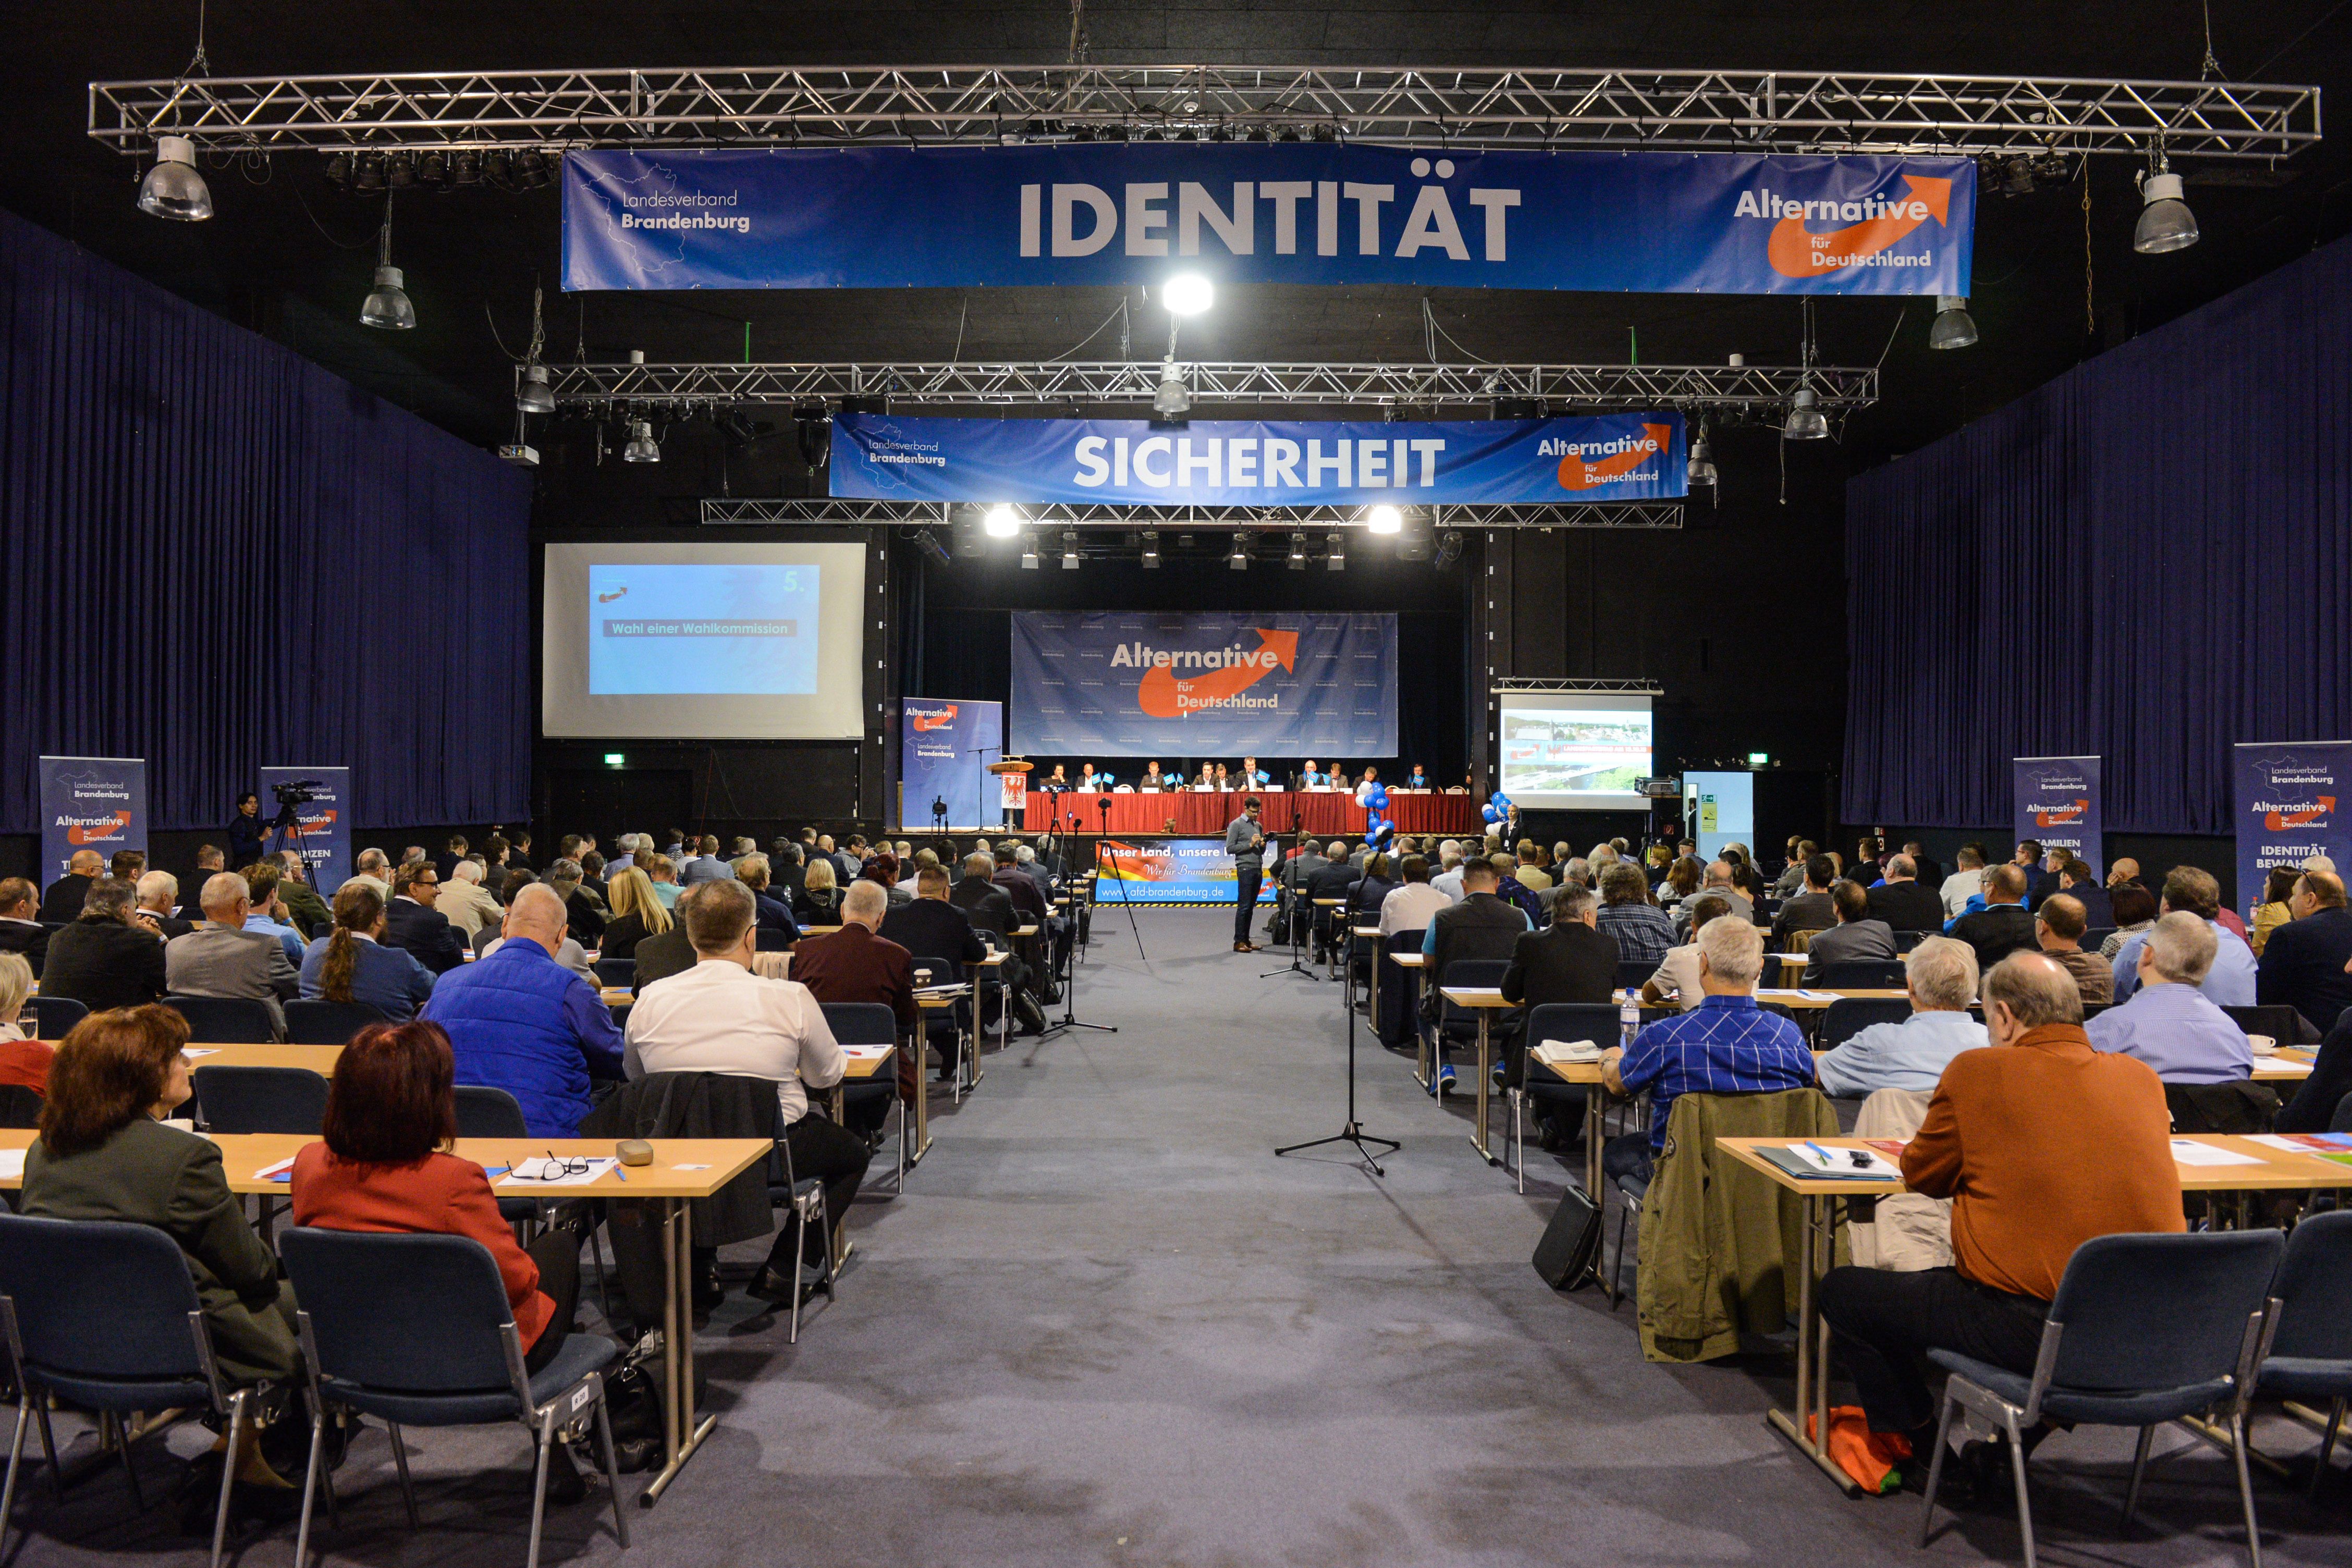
[270, 778, 325, 811]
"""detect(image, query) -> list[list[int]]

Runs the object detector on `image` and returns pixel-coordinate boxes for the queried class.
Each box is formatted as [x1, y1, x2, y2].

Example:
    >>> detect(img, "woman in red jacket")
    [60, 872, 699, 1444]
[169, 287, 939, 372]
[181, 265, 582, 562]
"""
[290, 1021, 593, 1489]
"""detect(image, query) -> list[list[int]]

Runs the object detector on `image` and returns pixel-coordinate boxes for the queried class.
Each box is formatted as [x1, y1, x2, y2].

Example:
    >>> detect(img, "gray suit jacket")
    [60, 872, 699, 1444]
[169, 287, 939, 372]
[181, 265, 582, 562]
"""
[164, 923, 298, 1037]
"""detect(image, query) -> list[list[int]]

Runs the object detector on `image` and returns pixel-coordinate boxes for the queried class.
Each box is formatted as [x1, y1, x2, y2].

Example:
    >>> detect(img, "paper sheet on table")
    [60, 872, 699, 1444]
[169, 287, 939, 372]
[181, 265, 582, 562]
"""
[1757, 989, 1841, 1001]
[1786, 1143, 1903, 1177]
[0, 1149, 22, 1179]
[2248, 1133, 2352, 1153]
[2169, 1140, 2268, 1167]
[253, 1156, 298, 1181]
[500, 1157, 620, 1187]
[182, 1048, 222, 1058]
[1533, 1039, 1603, 1066]
[840, 1044, 893, 1062]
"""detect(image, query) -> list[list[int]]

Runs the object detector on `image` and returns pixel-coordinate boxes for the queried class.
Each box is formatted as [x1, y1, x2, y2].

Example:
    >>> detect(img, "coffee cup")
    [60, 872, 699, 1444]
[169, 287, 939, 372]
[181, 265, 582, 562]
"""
[2248, 1034, 2277, 1056]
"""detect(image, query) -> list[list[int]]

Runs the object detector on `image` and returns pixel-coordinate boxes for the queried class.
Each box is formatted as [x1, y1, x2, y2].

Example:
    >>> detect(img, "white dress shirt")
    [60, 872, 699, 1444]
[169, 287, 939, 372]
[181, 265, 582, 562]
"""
[621, 959, 846, 1122]
[1940, 868, 1986, 921]
[1378, 881, 1453, 938]
[1428, 868, 1467, 903]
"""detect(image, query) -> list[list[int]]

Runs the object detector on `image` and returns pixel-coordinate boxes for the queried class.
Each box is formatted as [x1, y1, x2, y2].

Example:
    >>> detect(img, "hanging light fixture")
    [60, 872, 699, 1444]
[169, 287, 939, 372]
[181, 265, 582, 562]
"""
[1686, 424, 1718, 488]
[1287, 532, 1308, 569]
[1020, 534, 1041, 570]
[984, 504, 1021, 537]
[1325, 532, 1345, 571]
[1153, 360, 1192, 419]
[1161, 274, 1215, 316]
[1364, 503, 1403, 535]
[137, 135, 213, 221]
[1228, 534, 1250, 570]
[1140, 530, 1161, 568]
[1060, 531, 1082, 570]
[1782, 387, 1828, 440]
[1928, 295, 1979, 350]
[2134, 151, 2199, 254]
[516, 364, 555, 414]
[359, 194, 415, 330]
[621, 420, 660, 463]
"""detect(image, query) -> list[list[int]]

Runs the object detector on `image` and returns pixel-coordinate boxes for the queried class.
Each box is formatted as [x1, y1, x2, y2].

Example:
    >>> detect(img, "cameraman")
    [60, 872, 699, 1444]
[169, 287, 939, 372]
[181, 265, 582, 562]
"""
[229, 791, 267, 868]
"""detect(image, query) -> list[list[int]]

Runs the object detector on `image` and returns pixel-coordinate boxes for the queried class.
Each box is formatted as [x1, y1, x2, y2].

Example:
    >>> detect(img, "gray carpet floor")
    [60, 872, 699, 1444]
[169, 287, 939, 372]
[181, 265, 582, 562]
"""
[13, 907, 2349, 1566]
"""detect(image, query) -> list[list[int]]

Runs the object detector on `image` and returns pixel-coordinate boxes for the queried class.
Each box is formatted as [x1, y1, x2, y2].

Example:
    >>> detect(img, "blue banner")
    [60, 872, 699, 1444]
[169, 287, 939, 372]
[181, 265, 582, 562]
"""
[1012, 612, 1395, 757]
[2233, 742, 2352, 922]
[1095, 837, 1278, 906]
[2013, 756, 2102, 880]
[259, 767, 351, 889]
[563, 146, 1972, 297]
[834, 412, 1683, 506]
[38, 755, 146, 883]
[899, 700, 1002, 829]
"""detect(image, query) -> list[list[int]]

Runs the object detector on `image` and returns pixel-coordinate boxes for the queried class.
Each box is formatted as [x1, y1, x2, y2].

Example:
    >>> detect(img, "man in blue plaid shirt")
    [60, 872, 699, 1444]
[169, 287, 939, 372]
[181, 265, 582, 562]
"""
[1595, 863, 1677, 966]
[1599, 913, 1816, 1184]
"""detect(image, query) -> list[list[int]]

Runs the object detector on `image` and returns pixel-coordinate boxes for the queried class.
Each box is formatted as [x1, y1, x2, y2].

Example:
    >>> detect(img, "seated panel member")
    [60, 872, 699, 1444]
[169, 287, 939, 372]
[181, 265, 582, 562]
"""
[1814, 936, 1989, 1096]
[2085, 911, 2253, 1082]
[1818, 953, 2182, 1461]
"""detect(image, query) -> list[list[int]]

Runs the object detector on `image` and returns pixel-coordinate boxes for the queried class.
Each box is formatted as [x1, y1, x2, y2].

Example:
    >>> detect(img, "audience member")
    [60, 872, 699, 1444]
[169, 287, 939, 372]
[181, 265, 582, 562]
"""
[680, 835, 730, 886]
[2250, 864, 2301, 956]
[2034, 893, 2114, 1006]
[1640, 893, 1733, 1011]
[1500, 881, 1618, 1114]
[300, 883, 435, 1021]
[272, 852, 332, 939]
[434, 834, 469, 884]
[623, 880, 865, 1305]
[235, 863, 305, 965]
[38, 849, 104, 926]
[1939, 846, 1987, 923]
[1947, 864, 2037, 974]
[424, 885, 624, 1136]
[131, 871, 192, 940]
[1815, 937, 1989, 1096]
[789, 881, 918, 1134]
[1420, 859, 1532, 1095]
[1679, 860, 1754, 936]
[1867, 855, 1945, 932]
[351, 847, 393, 898]
[1378, 854, 1450, 940]
[879, 866, 992, 1075]
[1600, 916, 1814, 1184]
[0, 953, 49, 1088]
[578, 850, 610, 907]
[2087, 912, 2253, 1082]
[1772, 840, 1820, 898]
[165, 872, 300, 1037]
[796, 858, 843, 924]
[1595, 863, 1674, 965]
[736, 854, 802, 944]
[2100, 883, 2159, 961]
[2052, 857, 2112, 928]
[546, 859, 606, 948]
[1817, 952, 2182, 1462]
[599, 867, 673, 964]
[1851, 837, 1883, 887]
[2109, 866, 2256, 1006]
[1802, 880, 1898, 982]
[39, 878, 167, 1013]
[0, 878, 51, 977]
[1771, 855, 1838, 948]
[1428, 844, 1468, 902]
[383, 862, 467, 974]
[436, 858, 501, 938]
[2254, 870, 2352, 1034]
[2108, 856, 2148, 892]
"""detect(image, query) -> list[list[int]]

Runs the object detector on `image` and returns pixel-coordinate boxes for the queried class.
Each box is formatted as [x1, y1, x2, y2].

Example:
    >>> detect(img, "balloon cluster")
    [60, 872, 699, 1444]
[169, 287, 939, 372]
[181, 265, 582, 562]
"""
[1363, 782, 1394, 848]
[1480, 790, 1514, 826]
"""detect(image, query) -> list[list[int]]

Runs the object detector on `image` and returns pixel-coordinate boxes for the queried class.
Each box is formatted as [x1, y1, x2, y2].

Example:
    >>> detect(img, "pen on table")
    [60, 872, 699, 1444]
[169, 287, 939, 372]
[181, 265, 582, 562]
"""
[612, 1164, 627, 1182]
[1802, 1140, 1835, 1168]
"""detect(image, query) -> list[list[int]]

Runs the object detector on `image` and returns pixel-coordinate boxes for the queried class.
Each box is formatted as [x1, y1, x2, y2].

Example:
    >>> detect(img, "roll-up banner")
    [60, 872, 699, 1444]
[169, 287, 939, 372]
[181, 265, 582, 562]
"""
[833, 413, 1684, 506]
[1094, 838, 1279, 906]
[2234, 742, 2352, 920]
[899, 701, 1003, 829]
[2012, 756, 2101, 879]
[563, 146, 1972, 297]
[38, 756, 146, 882]
[258, 767, 352, 889]
[1011, 612, 1395, 757]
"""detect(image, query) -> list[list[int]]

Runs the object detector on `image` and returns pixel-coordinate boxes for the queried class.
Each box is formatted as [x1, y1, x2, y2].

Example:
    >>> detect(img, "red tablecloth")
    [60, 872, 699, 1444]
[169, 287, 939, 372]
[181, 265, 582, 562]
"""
[1022, 790, 1479, 836]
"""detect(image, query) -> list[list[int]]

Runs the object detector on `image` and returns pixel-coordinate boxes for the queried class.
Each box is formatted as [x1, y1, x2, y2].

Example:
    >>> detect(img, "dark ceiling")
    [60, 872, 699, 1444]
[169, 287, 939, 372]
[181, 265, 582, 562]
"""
[11, 2, 2352, 471]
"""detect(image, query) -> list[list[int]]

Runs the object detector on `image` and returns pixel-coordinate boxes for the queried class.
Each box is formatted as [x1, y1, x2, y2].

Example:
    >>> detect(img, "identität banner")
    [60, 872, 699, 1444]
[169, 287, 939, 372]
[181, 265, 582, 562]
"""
[562, 146, 1973, 297]
[2012, 756, 2102, 879]
[2233, 741, 2352, 920]
[832, 412, 1684, 506]
[38, 755, 146, 882]
[1011, 612, 1395, 757]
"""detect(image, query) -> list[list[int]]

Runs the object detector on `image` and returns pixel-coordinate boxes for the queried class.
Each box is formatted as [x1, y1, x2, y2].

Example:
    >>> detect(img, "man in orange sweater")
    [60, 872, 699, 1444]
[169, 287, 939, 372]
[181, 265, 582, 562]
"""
[1819, 950, 2183, 1467]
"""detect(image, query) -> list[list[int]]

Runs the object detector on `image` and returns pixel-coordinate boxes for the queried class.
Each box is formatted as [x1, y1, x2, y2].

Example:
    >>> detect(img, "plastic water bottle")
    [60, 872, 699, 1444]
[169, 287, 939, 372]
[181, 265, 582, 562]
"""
[1619, 992, 1641, 1049]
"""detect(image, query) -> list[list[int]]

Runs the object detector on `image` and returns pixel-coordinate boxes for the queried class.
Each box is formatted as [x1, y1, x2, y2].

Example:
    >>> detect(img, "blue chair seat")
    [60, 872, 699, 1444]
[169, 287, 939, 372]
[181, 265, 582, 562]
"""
[316, 1332, 616, 1427]
[1614, 1170, 1650, 1203]
[1930, 1350, 2236, 1427]
[2255, 1355, 2352, 1400]
[16, 1364, 213, 1414]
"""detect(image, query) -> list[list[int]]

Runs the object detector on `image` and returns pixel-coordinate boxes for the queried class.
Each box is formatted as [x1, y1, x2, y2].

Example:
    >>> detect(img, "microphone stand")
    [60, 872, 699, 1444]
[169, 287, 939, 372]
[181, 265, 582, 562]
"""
[1260, 775, 1321, 981]
[1038, 805, 1116, 1039]
[1275, 932, 1398, 1175]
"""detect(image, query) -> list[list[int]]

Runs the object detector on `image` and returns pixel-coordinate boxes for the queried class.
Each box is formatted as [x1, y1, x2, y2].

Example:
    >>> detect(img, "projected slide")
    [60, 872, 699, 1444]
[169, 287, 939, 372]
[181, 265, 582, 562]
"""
[1496, 692, 1655, 807]
[587, 564, 821, 696]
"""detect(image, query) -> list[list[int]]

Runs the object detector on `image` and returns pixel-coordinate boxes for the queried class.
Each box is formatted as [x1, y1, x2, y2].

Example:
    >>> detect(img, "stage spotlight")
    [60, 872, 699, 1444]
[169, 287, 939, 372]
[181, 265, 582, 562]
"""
[1434, 531, 1464, 568]
[1782, 387, 1828, 440]
[1287, 532, 1308, 569]
[516, 363, 555, 414]
[1061, 531, 1082, 569]
[621, 419, 660, 463]
[353, 154, 386, 192]
[451, 150, 482, 186]
[1153, 360, 1192, 419]
[1325, 532, 1345, 571]
[1928, 295, 1979, 350]
[1162, 274, 1215, 316]
[1020, 534, 1040, 570]
[386, 153, 415, 189]
[1140, 530, 1161, 568]
[918, 529, 953, 567]
[324, 153, 353, 188]
[1687, 427, 1718, 489]
[1228, 535, 1250, 570]
[1364, 503, 1402, 534]
[418, 151, 449, 187]
[2135, 168, 2199, 254]
[138, 136, 212, 222]
[984, 503, 1021, 537]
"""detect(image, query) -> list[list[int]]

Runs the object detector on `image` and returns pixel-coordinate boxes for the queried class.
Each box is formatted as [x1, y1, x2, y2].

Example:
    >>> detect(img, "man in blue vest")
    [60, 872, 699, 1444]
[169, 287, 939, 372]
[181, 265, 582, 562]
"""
[424, 883, 626, 1135]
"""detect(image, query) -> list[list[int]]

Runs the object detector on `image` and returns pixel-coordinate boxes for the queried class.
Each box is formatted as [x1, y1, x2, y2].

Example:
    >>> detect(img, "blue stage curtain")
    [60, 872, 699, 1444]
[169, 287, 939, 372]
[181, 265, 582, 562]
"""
[0, 209, 532, 832]
[1844, 231, 2352, 835]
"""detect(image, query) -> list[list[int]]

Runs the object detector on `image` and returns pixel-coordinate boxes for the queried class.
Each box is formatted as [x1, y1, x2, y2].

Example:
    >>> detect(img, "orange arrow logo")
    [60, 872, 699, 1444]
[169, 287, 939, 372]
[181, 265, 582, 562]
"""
[66, 811, 132, 845]
[2265, 796, 2337, 831]
[1137, 628, 1297, 719]
[910, 706, 958, 732]
[1558, 423, 1673, 492]
[1769, 175, 1952, 278]
[2035, 799, 2089, 827]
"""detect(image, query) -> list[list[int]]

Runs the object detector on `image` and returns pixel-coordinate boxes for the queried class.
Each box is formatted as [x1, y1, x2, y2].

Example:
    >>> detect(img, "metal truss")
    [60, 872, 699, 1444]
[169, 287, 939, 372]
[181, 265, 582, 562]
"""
[697, 497, 1683, 529]
[90, 66, 2318, 160]
[1492, 678, 1663, 693]
[549, 360, 1875, 413]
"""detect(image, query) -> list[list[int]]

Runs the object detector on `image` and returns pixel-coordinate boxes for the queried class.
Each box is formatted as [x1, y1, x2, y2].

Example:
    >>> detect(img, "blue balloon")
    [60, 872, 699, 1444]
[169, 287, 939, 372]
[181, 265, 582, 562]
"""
[1364, 785, 1389, 813]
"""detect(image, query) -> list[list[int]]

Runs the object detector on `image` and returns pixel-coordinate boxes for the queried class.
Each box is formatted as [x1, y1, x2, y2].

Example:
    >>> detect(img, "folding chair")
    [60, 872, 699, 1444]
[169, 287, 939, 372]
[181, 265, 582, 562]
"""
[2252, 1209, 2352, 1495]
[160, 996, 276, 1044]
[284, 999, 388, 1044]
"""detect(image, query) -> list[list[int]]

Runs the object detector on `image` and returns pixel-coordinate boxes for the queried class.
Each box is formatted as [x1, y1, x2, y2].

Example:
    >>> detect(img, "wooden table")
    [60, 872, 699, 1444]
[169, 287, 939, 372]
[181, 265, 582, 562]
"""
[1389, 952, 1429, 1083]
[1350, 925, 1381, 1029]
[1437, 986, 1516, 1166]
[0, 1131, 773, 1509]
[1534, 1055, 1611, 1200]
[182, 1044, 345, 1073]
[1715, 1133, 2352, 1499]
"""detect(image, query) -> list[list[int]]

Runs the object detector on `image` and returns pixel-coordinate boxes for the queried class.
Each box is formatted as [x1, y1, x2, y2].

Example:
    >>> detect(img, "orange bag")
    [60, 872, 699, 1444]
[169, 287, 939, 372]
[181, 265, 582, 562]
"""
[1805, 1405, 1913, 1495]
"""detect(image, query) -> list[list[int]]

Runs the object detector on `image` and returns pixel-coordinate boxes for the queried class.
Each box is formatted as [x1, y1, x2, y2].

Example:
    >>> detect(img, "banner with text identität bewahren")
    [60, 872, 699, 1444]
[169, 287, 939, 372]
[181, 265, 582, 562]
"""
[2013, 756, 2101, 879]
[38, 755, 146, 882]
[562, 145, 1973, 297]
[832, 412, 1684, 506]
[2234, 741, 2352, 920]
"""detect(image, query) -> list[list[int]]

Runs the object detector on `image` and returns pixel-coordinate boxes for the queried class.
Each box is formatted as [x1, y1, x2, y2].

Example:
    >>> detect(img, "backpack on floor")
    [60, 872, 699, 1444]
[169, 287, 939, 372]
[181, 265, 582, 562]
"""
[1531, 1184, 1602, 1291]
